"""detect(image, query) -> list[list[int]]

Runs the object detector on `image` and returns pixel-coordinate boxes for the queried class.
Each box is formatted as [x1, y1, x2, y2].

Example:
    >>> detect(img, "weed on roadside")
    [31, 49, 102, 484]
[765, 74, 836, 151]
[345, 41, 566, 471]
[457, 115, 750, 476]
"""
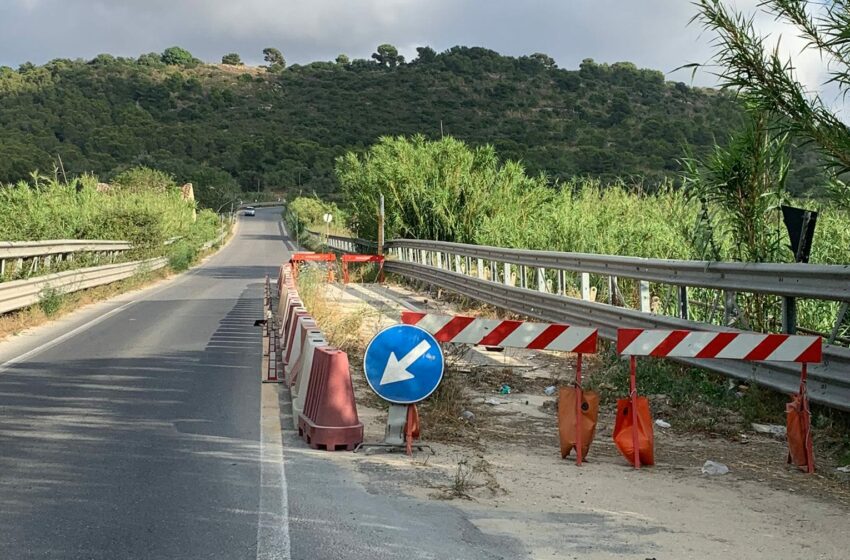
[37, 285, 64, 316]
[167, 241, 197, 272]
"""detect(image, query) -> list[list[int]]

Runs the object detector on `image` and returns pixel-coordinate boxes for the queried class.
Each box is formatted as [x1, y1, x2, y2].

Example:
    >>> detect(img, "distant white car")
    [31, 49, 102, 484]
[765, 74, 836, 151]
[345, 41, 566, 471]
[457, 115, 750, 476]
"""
[244, 207, 256, 216]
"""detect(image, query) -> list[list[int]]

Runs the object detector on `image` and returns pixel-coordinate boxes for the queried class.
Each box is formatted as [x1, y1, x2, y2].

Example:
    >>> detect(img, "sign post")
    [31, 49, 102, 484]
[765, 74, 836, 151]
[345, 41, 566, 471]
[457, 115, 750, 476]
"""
[322, 212, 333, 250]
[377, 194, 385, 256]
[356, 324, 444, 454]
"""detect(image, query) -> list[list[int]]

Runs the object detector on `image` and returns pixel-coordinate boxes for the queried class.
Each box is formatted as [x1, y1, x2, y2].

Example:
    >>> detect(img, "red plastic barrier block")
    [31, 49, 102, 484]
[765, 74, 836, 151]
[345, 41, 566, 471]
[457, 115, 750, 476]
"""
[282, 305, 306, 350]
[284, 313, 313, 364]
[284, 317, 321, 382]
[298, 348, 363, 451]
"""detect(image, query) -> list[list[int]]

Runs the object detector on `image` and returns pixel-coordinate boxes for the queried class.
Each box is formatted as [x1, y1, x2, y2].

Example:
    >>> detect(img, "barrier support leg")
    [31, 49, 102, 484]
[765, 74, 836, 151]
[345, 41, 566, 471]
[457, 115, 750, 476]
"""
[343, 262, 349, 284]
[575, 353, 584, 466]
[378, 261, 385, 283]
[800, 363, 815, 474]
[405, 404, 417, 457]
[630, 355, 641, 469]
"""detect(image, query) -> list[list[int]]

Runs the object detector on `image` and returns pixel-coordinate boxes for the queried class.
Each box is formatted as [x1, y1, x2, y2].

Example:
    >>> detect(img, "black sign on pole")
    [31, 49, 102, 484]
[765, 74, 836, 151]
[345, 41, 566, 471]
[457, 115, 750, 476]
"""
[780, 205, 819, 335]
[781, 205, 818, 264]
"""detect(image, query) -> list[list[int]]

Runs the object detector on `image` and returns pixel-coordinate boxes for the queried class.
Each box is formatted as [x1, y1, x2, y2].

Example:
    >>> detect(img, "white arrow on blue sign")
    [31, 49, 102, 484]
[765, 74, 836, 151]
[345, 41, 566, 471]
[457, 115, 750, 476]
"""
[363, 324, 445, 404]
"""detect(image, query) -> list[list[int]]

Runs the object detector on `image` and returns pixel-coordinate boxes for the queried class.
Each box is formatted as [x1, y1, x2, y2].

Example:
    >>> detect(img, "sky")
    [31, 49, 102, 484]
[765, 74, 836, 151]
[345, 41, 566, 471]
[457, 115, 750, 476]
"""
[0, 0, 836, 93]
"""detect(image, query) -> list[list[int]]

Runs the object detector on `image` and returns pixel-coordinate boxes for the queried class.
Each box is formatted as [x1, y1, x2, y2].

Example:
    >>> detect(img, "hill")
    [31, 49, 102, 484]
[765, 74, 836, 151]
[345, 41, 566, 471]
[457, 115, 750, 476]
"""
[0, 45, 798, 206]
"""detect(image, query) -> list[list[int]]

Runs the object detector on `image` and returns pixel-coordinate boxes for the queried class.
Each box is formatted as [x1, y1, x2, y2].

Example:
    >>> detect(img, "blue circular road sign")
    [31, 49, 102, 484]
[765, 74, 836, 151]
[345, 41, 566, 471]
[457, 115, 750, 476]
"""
[363, 324, 445, 404]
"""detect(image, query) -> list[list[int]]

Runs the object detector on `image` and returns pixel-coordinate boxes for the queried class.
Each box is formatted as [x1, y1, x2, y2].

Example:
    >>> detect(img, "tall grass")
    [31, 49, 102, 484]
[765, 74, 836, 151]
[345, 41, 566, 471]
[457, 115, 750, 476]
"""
[0, 170, 196, 254]
[336, 135, 850, 336]
[1, 168, 223, 268]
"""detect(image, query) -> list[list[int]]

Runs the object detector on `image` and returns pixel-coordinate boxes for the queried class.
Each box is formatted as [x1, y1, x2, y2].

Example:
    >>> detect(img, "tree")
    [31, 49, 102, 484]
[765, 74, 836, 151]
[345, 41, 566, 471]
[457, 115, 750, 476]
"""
[694, 0, 850, 178]
[530, 52, 557, 69]
[161, 46, 195, 66]
[221, 53, 243, 65]
[415, 46, 437, 64]
[335, 54, 350, 65]
[263, 48, 286, 71]
[137, 52, 163, 67]
[372, 44, 404, 68]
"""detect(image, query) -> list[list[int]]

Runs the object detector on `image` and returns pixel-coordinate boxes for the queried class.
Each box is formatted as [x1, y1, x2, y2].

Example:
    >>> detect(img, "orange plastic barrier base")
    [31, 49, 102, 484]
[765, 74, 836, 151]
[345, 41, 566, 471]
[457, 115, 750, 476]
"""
[558, 388, 599, 461]
[613, 396, 655, 467]
[405, 404, 421, 456]
[787, 393, 815, 473]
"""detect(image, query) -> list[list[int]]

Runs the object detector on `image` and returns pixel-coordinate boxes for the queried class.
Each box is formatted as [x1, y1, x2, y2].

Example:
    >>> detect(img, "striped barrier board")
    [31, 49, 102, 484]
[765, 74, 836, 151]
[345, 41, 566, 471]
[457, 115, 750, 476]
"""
[401, 311, 597, 353]
[616, 328, 822, 472]
[290, 252, 335, 261]
[616, 329, 822, 363]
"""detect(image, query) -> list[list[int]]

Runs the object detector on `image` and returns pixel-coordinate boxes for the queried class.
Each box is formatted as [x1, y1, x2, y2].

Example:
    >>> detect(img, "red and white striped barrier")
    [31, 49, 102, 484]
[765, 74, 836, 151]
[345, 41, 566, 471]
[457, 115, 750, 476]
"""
[616, 329, 822, 363]
[401, 311, 597, 353]
[617, 328, 822, 472]
[403, 311, 598, 466]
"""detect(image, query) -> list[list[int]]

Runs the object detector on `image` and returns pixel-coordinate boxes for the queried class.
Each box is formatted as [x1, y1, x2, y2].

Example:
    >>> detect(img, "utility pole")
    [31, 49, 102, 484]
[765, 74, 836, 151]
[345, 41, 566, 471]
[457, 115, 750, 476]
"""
[377, 194, 385, 256]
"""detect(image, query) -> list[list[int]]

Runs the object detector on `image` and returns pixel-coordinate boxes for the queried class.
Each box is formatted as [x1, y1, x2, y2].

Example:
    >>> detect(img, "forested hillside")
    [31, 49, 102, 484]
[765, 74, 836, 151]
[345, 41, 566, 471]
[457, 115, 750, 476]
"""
[1, 45, 800, 205]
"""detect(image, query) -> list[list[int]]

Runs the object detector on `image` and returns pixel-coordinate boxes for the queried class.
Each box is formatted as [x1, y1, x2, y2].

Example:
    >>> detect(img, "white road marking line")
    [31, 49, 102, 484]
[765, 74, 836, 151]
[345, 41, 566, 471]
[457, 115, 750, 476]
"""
[0, 300, 138, 372]
[257, 383, 291, 560]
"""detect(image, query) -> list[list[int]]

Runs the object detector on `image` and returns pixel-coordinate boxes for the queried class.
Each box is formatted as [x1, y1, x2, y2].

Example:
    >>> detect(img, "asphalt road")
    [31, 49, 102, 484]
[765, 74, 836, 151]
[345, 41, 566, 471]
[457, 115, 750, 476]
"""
[0, 208, 522, 559]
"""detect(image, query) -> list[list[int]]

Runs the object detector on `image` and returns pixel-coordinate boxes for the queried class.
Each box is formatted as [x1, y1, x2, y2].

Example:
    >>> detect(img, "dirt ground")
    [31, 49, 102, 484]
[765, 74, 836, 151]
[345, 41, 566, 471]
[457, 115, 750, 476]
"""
[311, 280, 850, 559]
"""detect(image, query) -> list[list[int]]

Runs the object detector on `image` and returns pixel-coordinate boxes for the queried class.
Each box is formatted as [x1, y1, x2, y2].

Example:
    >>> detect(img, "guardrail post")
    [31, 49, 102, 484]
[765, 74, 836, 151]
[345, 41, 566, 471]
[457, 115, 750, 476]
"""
[436, 252, 443, 269]
[581, 273, 590, 301]
[782, 296, 798, 334]
[454, 255, 462, 274]
[477, 258, 485, 280]
[678, 286, 689, 320]
[640, 281, 651, 313]
[420, 250, 427, 266]
[608, 277, 618, 306]
[503, 263, 513, 287]
[537, 268, 547, 293]
[520, 266, 526, 289]
[491, 261, 497, 284]
[830, 302, 848, 344]
[724, 291, 737, 326]
[0, 259, 4, 277]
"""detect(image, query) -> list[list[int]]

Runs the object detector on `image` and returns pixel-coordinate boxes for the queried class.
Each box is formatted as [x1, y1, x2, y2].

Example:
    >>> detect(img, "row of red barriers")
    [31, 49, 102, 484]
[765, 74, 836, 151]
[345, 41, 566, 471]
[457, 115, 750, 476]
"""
[271, 262, 364, 451]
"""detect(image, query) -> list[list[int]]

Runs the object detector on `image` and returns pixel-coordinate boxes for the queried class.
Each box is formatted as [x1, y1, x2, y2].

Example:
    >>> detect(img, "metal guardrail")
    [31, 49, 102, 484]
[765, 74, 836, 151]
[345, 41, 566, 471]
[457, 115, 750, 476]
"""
[0, 258, 167, 315]
[238, 202, 284, 209]
[0, 225, 229, 315]
[308, 230, 377, 253]
[0, 240, 133, 277]
[0, 240, 132, 260]
[201, 229, 228, 250]
[386, 239, 850, 302]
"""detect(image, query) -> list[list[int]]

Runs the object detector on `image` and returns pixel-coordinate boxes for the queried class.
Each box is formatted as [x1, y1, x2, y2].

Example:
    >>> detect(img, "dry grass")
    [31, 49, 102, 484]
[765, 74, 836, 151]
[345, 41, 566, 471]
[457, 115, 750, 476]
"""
[294, 267, 371, 354]
[430, 457, 503, 501]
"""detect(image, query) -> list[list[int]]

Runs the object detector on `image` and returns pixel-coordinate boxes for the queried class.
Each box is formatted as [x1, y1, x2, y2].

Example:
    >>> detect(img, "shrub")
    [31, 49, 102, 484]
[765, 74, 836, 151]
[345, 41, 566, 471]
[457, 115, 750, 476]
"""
[38, 285, 64, 316]
[168, 241, 197, 271]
